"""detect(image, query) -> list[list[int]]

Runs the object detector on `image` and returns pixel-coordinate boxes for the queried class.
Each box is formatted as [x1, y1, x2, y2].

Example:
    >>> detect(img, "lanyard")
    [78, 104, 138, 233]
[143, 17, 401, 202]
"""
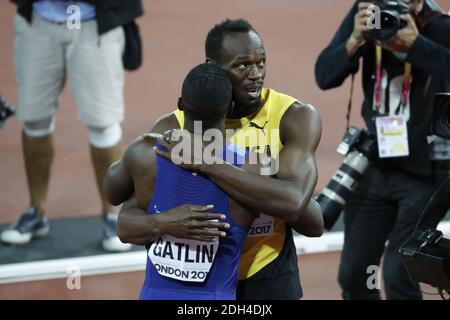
[374, 45, 412, 112]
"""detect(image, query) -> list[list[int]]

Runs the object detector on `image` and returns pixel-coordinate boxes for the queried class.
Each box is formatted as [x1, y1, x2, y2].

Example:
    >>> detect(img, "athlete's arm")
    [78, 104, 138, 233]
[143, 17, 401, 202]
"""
[104, 132, 160, 212]
[242, 158, 323, 237]
[156, 103, 322, 224]
[103, 147, 135, 206]
[117, 198, 230, 245]
[241, 152, 323, 236]
[106, 115, 229, 244]
[290, 198, 324, 237]
[206, 102, 321, 223]
[103, 113, 178, 205]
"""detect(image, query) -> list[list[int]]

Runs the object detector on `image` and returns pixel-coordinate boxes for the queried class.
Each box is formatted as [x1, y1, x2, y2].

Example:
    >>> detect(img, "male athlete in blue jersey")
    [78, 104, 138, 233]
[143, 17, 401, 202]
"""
[104, 63, 268, 299]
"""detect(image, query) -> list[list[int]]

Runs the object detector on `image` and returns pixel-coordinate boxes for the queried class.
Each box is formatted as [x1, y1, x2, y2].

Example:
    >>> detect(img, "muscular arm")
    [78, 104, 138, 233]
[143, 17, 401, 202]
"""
[290, 198, 324, 237]
[199, 103, 322, 224]
[117, 197, 228, 245]
[103, 150, 135, 206]
[103, 113, 178, 205]
[103, 134, 162, 244]
[103, 132, 158, 207]
[117, 197, 162, 245]
[106, 114, 229, 245]
[240, 154, 323, 236]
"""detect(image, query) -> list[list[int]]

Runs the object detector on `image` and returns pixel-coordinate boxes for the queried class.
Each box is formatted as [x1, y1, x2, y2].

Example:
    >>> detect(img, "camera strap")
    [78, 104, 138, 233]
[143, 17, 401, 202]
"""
[345, 73, 355, 132]
[374, 45, 412, 113]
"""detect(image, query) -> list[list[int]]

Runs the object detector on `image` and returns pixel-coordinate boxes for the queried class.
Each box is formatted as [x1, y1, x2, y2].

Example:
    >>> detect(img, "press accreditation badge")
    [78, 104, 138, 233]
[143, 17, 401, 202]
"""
[375, 115, 409, 158]
[248, 213, 274, 237]
[148, 235, 219, 282]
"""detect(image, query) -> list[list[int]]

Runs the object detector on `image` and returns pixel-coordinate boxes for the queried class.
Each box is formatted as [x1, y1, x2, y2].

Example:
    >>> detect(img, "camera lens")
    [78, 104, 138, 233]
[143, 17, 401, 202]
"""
[376, 11, 401, 42]
[316, 150, 370, 230]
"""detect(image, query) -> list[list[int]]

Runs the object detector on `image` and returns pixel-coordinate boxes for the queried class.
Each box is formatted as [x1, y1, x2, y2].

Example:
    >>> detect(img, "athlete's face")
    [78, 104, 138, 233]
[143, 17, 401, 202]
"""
[217, 31, 266, 116]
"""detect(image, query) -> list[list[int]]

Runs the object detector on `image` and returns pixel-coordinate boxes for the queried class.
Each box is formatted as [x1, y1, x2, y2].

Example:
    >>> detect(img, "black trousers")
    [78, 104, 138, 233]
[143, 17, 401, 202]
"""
[237, 227, 303, 300]
[338, 163, 438, 300]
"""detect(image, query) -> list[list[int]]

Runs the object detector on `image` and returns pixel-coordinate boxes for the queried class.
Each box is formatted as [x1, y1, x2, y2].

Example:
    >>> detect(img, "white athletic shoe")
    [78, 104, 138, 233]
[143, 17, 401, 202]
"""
[102, 212, 132, 252]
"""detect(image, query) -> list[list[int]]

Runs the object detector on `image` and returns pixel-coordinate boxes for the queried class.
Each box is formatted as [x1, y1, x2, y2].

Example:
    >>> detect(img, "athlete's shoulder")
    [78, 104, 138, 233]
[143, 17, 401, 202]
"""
[281, 102, 322, 145]
[262, 88, 300, 118]
[287, 101, 320, 119]
[263, 87, 297, 103]
[263, 87, 319, 119]
[123, 133, 159, 173]
[150, 112, 180, 134]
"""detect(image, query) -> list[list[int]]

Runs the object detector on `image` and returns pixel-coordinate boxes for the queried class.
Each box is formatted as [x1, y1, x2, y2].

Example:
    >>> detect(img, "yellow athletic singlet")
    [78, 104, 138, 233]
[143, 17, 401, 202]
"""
[174, 88, 297, 280]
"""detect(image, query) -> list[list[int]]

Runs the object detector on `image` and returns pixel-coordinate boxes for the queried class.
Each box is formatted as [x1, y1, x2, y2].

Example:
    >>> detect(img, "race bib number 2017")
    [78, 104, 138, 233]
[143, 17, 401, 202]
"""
[248, 214, 274, 237]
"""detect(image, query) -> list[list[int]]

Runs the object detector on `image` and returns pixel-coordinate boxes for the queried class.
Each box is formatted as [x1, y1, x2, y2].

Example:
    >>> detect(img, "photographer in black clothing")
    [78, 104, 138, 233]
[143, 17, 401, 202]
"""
[315, 0, 450, 299]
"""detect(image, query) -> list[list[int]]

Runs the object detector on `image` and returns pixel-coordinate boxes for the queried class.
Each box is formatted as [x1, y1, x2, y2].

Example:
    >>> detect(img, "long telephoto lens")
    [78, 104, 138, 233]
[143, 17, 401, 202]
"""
[316, 150, 370, 230]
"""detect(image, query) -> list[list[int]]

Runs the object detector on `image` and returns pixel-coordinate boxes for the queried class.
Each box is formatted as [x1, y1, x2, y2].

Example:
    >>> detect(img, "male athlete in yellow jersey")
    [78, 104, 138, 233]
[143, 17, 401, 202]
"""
[106, 19, 323, 300]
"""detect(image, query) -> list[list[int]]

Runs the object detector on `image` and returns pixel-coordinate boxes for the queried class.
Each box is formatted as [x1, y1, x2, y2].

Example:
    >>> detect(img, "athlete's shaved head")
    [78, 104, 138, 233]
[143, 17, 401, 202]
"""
[180, 63, 232, 125]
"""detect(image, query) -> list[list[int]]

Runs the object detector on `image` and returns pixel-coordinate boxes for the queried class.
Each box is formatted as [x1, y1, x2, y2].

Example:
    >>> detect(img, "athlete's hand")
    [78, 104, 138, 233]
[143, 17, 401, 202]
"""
[154, 204, 230, 242]
[154, 129, 220, 173]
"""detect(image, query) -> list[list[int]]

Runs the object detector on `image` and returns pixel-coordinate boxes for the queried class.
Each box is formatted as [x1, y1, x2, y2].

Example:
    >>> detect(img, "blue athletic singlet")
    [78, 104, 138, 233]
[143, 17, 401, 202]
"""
[139, 143, 249, 300]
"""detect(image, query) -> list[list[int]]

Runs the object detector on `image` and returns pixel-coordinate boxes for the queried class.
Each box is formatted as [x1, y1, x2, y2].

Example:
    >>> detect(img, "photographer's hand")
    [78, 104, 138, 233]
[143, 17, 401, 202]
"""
[378, 14, 419, 53]
[346, 2, 372, 57]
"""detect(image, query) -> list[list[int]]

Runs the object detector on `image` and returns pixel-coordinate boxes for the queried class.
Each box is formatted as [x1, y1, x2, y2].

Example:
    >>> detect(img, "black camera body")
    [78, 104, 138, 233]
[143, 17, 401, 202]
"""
[432, 93, 450, 140]
[365, 0, 412, 42]
[400, 229, 450, 291]
[400, 93, 450, 297]
[315, 127, 378, 230]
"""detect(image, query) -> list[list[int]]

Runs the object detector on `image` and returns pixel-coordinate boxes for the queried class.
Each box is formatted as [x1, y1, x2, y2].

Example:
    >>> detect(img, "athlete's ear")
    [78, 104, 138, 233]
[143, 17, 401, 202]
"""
[177, 97, 184, 111]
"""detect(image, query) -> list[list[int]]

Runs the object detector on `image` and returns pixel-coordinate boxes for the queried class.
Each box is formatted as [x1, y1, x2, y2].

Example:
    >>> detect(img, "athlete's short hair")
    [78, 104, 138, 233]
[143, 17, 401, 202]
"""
[205, 19, 258, 62]
[181, 63, 232, 123]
